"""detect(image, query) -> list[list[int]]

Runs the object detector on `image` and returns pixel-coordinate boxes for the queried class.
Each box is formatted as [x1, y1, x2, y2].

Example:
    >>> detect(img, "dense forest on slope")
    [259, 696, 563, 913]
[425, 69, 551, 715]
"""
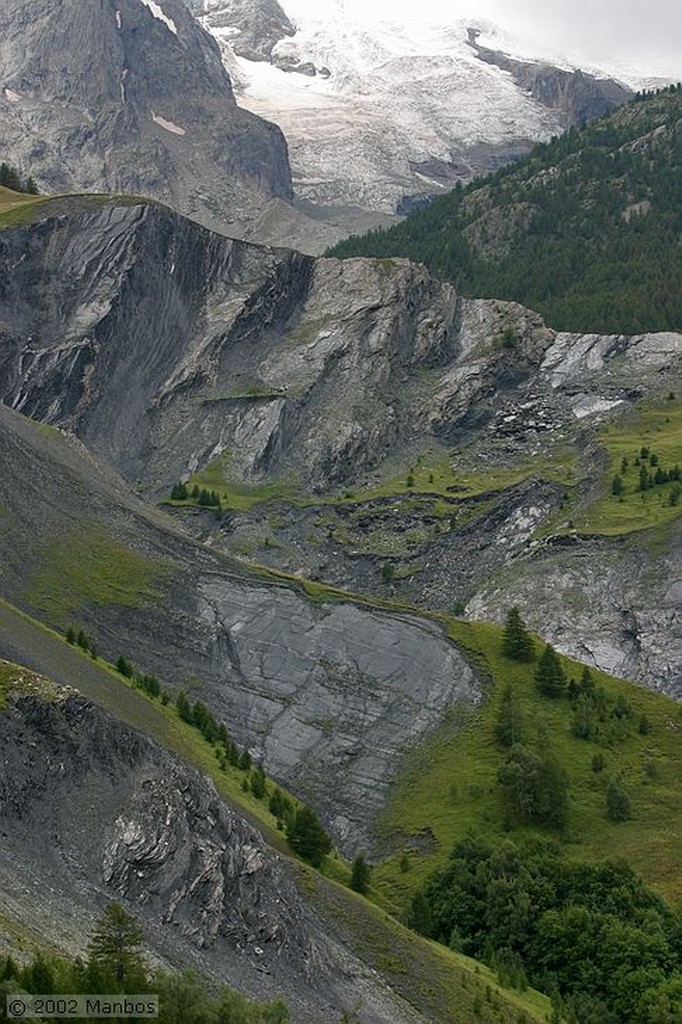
[408, 836, 682, 1024]
[329, 86, 682, 334]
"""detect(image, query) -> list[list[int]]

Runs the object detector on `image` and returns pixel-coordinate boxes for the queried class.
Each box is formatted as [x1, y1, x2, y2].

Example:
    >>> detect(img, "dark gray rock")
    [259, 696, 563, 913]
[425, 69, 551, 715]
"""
[0, 678, 429, 1023]
[467, 29, 632, 127]
[0, 0, 292, 232]
[187, 0, 295, 62]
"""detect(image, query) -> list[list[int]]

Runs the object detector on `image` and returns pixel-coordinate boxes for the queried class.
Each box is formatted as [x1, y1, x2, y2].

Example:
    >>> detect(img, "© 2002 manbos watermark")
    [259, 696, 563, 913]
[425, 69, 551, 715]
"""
[7, 995, 159, 1018]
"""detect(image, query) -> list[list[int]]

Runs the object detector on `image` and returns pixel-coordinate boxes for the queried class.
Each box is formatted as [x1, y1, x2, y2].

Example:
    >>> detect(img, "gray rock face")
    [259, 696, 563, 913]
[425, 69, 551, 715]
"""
[187, 0, 295, 61]
[467, 31, 632, 126]
[0, 678, 430, 1023]
[0, 685, 315, 995]
[0, 0, 292, 231]
[467, 527, 682, 698]
[197, 581, 479, 845]
[0, 199, 459, 491]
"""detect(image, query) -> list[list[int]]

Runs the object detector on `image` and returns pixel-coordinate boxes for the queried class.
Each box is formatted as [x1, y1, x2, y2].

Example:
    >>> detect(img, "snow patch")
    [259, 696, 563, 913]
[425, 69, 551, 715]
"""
[3, 88, 21, 102]
[152, 111, 186, 135]
[115, 10, 122, 29]
[139, 0, 178, 35]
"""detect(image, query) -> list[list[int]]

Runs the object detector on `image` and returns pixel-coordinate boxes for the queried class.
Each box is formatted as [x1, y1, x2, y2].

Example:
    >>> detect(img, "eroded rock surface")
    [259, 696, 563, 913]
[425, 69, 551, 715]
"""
[0, 0, 292, 233]
[0, 679, 429, 1023]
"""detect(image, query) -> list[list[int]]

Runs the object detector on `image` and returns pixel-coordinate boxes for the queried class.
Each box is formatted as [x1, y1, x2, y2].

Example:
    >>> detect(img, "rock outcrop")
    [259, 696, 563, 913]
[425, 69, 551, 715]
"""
[0, 0, 292, 234]
[466, 30, 632, 126]
[187, 0, 295, 62]
[0, 671, 430, 1023]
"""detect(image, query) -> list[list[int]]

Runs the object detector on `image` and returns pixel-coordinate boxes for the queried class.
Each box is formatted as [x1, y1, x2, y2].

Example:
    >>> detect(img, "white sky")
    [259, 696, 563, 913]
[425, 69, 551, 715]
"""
[283, 0, 682, 79]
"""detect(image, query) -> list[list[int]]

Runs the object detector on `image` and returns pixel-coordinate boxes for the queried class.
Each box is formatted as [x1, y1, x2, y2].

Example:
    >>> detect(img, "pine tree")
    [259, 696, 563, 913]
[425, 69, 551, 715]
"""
[501, 607, 535, 661]
[175, 689, 192, 723]
[88, 903, 145, 985]
[250, 765, 267, 799]
[494, 683, 524, 748]
[115, 654, 133, 678]
[286, 805, 332, 867]
[606, 779, 631, 821]
[350, 852, 371, 894]
[534, 644, 567, 697]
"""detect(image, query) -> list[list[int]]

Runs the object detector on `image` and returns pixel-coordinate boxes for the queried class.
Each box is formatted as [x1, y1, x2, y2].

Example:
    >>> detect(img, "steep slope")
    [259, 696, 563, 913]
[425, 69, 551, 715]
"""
[190, 0, 632, 213]
[0, 402, 481, 852]
[330, 87, 682, 334]
[0, 660, 552, 1024]
[0, 665, 423, 1024]
[0, 0, 292, 236]
[0, 193, 680, 696]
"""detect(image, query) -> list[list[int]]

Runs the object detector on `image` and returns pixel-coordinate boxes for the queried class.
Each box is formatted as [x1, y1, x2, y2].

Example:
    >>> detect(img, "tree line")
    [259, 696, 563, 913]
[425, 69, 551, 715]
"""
[328, 87, 682, 335]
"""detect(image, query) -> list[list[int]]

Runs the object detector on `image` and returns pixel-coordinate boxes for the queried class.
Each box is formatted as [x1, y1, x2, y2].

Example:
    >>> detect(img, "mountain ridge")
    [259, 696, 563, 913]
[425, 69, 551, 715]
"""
[329, 86, 682, 334]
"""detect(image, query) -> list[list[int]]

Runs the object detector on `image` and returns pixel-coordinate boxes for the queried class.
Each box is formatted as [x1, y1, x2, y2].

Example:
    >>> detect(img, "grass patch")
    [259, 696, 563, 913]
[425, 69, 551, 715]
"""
[575, 400, 682, 535]
[322, 446, 576, 508]
[175, 451, 301, 512]
[25, 530, 171, 621]
[375, 616, 682, 912]
[0, 186, 47, 228]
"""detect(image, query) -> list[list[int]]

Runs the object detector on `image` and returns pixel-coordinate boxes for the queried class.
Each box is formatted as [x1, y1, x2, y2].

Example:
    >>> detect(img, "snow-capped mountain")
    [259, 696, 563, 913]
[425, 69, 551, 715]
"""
[187, 0, 638, 212]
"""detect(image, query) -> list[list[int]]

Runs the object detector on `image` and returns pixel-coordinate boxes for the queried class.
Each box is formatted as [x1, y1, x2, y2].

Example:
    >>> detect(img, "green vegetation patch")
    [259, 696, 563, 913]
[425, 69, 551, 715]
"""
[376, 616, 682, 912]
[25, 530, 170, 620]
[303, 869, 550, 1024]
[173, 450, 300, 512]
[0, 185, 46, 228]
[577, 400, 682, 534]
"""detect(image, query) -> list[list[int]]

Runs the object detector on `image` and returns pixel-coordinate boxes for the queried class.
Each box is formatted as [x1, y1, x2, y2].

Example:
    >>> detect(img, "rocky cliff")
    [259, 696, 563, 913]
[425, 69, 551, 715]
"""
[0, 666, 431, 1023]
[0, 0, 292, 234]
[1, 196, 680, 698]
[466, 30, 632, 126]
[0, 400, 481, 854]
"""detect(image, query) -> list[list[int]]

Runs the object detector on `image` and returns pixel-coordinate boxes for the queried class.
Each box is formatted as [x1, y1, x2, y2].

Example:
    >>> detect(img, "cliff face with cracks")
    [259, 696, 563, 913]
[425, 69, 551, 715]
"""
[0, 0, 292, 231]
[0, 196, 680, 702]
[0, 671, 431, 1023]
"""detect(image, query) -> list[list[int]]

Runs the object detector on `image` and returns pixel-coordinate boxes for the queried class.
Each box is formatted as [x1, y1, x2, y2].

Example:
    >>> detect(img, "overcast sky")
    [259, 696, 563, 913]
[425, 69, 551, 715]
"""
[293, 0, 682, 78]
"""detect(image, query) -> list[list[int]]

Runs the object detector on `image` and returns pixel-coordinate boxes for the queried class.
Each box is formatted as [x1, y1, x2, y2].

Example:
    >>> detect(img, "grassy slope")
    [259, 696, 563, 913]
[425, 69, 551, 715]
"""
[0, 185, 45, 227]
[0, 607, 550, 1024]
[575, 400, 682, 535]
[25, 529, 171, 620]
[375, 617, 682, 912]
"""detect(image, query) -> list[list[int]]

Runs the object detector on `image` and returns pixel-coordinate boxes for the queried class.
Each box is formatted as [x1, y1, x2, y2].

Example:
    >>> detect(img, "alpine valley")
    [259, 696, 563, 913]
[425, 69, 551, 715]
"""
[0, 3, 681, 1024]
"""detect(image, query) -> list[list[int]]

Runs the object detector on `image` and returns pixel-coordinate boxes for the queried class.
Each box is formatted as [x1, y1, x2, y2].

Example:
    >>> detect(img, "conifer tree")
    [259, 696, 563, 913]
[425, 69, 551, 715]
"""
[494, 683, 524, 748]
[88, 903, 145, 985]
[534, 644, 567, 697]
[286, 805, 332, 867]
[501, 607, 535, 661]
[350, 852, 371, 894]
